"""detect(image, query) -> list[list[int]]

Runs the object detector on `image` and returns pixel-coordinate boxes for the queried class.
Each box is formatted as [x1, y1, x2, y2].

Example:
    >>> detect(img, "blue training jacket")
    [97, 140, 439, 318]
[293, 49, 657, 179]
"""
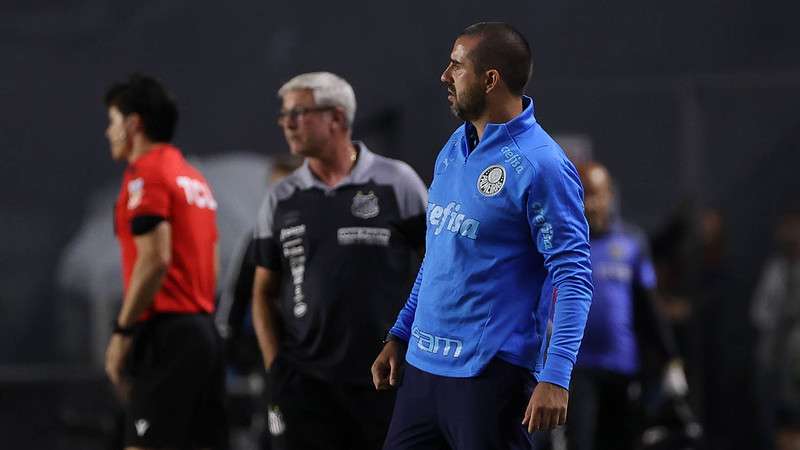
[389, 96, 593, 389]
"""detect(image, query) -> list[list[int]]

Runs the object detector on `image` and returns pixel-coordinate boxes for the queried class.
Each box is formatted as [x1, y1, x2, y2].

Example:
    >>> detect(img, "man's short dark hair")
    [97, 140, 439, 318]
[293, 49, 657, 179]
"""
[459, 22, 533, 96]
[104, 74, 178, 142]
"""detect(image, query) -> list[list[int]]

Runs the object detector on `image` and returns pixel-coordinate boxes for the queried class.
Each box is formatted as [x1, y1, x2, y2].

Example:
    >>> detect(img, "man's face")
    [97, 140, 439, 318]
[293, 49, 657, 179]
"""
[440, 36, 487, 121]
[581, 165, 614, 233]
[105, 106, 131, 161]
[278, 89, 334, 158]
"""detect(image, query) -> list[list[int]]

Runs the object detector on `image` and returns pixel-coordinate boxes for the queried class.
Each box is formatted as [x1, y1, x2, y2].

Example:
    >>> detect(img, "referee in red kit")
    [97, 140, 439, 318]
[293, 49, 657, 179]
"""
[103, 74, 226, 449]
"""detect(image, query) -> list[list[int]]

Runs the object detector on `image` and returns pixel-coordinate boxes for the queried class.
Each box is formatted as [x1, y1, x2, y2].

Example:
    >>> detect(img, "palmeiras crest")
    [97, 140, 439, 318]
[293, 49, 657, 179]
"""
[477, 165, 506, 196]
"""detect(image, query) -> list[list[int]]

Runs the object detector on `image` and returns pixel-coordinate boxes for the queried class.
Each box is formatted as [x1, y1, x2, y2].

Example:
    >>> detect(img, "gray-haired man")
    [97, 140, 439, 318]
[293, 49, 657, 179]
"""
[251, 72, 428, 449]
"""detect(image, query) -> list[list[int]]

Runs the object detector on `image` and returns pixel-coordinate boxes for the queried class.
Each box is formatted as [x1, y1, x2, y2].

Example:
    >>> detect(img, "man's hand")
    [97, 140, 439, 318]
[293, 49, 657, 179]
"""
[371, 340, 405, 390]
[252, 266, 281, 373]
[105, 333, 134, 398]
[522, 381, 569, 433]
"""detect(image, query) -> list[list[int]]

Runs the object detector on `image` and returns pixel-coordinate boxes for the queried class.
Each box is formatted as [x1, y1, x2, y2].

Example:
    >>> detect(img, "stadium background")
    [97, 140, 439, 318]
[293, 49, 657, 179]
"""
[1, 1, 799, 448]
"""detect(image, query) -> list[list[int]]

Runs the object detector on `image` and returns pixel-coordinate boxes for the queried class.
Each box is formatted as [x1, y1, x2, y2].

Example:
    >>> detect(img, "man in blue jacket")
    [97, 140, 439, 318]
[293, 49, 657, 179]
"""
[372, 22, 594, 449]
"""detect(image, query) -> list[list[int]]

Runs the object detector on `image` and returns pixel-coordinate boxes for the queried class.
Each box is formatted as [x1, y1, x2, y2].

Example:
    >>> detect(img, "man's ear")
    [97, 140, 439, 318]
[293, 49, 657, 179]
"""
[485, 69, 500, 94]
[331, 107, 350, 131]
[125, 113, 142, 136]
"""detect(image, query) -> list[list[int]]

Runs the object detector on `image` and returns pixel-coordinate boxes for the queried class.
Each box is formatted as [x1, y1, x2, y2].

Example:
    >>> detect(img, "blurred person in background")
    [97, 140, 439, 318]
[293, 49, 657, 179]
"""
[220, 154, 303, 375]
[251, 72, 428, 450]
[217, 154, 302, 450]
[752, 210, 800, 450]
[103, 74, 226, 449]
[650, 204, 733, 449]
[566, 162, 686, 450]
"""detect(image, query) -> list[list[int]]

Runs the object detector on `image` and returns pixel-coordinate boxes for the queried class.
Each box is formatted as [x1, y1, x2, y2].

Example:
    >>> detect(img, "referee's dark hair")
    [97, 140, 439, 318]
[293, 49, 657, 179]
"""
[104, 74, 178, 142]
[459, 22, 533, 96]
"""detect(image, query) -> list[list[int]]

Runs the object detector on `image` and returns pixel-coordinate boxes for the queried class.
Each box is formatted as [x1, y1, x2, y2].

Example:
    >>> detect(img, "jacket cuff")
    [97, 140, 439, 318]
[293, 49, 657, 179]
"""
[537, 352, 574, 390]
[388, 326, 410, 342]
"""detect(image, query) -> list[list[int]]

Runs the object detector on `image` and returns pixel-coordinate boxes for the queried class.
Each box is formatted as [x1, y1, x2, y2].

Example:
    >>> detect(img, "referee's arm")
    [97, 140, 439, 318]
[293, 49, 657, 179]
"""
[106, 220, 171, 390]
[252, 266, 282, 370]
[116, 221, 171, 326]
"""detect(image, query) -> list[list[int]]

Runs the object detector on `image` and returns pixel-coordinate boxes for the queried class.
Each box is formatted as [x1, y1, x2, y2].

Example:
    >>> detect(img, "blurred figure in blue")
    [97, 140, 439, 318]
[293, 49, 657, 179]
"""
[566, 162, 687, 450]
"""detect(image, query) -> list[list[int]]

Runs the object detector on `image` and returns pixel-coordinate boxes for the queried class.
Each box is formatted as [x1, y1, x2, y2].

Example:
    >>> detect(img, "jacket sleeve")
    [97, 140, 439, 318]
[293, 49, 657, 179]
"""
[528, 152, 594, 389]
[389, 263, 424, 342]
[253, 186, 282, 270]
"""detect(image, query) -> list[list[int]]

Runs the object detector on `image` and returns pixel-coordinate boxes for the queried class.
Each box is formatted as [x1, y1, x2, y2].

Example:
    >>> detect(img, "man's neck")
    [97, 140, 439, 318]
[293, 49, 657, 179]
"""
[589, 217, 613, 238]
[472, 95, 524, 141]
[590, 226, 610, 239]
[127, 137, 163, 164]
[307, 138, 357, 188]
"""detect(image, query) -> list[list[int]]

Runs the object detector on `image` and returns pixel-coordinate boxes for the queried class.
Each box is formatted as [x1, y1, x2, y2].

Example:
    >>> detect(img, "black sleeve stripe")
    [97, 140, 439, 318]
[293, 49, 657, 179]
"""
[131, 215, 166, 236]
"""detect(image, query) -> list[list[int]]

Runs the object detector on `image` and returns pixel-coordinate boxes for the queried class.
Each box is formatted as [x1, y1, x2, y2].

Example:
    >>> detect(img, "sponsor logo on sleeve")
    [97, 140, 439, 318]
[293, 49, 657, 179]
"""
[530, 202, 553, 250]
[127, 178, 144, 210]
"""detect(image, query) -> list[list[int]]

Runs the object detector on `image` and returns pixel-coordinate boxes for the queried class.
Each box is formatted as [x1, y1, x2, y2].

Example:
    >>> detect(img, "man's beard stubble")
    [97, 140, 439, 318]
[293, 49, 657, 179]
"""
[448, 82, 486, 122]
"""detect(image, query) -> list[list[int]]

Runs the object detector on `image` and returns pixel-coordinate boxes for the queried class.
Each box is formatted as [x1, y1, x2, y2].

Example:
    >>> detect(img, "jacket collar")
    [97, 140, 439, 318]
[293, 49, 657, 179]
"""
[296, 141, 375, 190]
[464, 95, 538, 151]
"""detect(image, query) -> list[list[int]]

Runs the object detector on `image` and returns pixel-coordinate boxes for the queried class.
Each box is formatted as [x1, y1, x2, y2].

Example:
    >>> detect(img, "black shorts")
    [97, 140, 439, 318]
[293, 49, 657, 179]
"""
[267, 355, 396, 450]
[124, 313, 227, 449]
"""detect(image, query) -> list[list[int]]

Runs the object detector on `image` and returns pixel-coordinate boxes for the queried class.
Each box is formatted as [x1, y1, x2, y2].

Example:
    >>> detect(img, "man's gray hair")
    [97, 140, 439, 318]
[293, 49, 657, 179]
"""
[277, 72, 357, 127]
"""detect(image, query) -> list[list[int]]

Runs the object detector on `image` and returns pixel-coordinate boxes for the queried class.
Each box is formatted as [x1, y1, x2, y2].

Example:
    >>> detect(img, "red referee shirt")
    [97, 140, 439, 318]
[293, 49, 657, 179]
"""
[114, 144, 218, 321]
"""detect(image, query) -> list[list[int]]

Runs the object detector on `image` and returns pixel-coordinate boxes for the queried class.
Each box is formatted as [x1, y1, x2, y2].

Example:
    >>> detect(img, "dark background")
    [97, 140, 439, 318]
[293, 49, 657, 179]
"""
[1, 0, 799, 448]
